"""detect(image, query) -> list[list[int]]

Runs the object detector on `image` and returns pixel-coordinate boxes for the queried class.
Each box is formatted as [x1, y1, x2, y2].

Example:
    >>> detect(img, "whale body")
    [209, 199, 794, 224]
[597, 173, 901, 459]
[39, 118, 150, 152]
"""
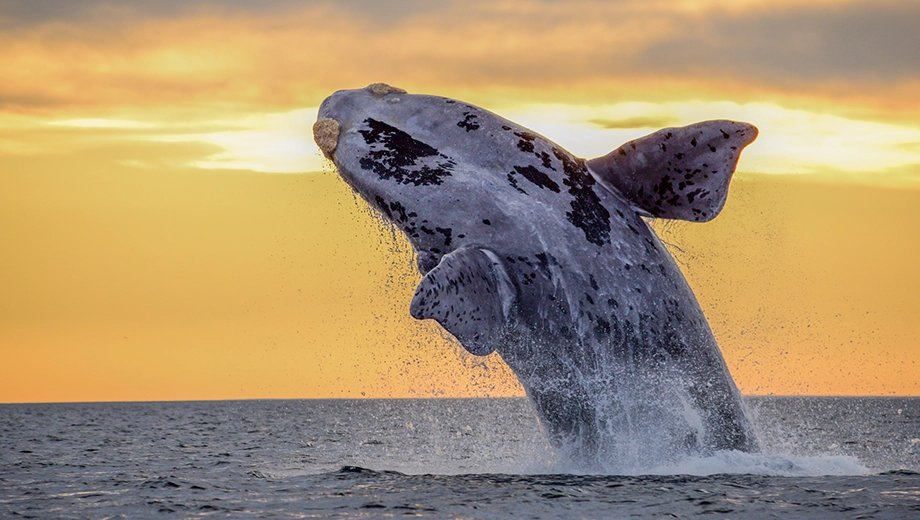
[314, 83, 759, 468]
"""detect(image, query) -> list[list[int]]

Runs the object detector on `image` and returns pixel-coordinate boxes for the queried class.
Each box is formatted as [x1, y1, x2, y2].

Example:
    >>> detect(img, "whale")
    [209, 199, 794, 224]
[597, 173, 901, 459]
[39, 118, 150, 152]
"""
[314, 83, 759, 468]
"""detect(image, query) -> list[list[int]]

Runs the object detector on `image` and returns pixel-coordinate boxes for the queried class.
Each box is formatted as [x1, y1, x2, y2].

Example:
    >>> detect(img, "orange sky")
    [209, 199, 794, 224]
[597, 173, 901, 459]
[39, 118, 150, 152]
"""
[1, 0, 918, 402]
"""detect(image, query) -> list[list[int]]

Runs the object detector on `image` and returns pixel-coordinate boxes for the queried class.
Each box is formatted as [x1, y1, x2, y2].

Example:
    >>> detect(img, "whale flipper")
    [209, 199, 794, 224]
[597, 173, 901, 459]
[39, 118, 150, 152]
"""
[587, 120, 758, 222]
[410, 247, 515, 356]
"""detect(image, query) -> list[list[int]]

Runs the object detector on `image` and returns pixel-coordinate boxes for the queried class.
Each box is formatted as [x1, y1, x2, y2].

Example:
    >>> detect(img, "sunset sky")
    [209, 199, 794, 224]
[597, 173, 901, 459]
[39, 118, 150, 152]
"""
[2, 0, 918, 402]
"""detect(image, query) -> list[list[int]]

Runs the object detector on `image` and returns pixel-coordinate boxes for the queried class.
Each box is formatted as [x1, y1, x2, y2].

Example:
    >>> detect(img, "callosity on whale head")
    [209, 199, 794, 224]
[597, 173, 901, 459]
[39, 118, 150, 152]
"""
[315, 83, 759, 469]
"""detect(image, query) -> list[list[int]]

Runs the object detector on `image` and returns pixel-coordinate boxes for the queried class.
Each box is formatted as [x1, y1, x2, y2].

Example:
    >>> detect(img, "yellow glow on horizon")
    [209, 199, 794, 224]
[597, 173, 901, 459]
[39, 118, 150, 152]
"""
[503, 102, 920, 177]
[3, 158, 918, 401]
[95, 100, 919, 181]
[47, 119, 155, 129]
[156, 108, 325, 173]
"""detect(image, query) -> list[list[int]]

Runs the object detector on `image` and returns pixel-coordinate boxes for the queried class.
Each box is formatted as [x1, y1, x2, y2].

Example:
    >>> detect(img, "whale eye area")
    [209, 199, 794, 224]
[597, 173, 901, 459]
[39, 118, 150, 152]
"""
[357, 118, 455, 186]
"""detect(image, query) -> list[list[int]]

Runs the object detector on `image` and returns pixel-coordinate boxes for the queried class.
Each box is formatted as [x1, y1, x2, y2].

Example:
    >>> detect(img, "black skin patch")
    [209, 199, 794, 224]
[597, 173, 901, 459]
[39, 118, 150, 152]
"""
[375, 195, 391, 219]
[552, 147, 611, 246]
[435, 227, 453, 247]
[536, 151, 556, 170]
[643, 172, 712, 219]
[358, 118, 455, 186]
[374, 195, 419, 237]
[508, 255, 540, 287]
[457, 112, 480, 132]
[507, 130, 559, 175]
[593, 316, 611, 339]
[514, 131, 537, 153]
[533, 252, 558, 277]
[506, 173, 528, 194]
[510, 165, 560, 193]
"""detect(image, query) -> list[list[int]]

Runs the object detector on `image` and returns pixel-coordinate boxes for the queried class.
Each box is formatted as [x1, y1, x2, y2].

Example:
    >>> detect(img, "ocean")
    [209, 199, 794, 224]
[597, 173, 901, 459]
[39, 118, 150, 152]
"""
[2, 397, 919, 518]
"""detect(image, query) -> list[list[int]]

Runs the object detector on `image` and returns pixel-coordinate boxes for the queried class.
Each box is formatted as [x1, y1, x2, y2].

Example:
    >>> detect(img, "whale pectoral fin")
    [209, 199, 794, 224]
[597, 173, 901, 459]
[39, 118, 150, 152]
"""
[586, 120, 758, 222]
[410, 247, 514, 356]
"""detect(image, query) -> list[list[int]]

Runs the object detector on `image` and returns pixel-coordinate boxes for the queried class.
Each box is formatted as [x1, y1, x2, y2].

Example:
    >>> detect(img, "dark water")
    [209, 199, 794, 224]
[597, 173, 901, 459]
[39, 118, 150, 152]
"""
[2, 397, 919, 518]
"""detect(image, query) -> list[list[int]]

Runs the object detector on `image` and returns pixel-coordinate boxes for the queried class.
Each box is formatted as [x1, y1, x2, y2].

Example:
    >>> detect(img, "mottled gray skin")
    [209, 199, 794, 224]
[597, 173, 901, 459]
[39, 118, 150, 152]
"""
[316, 84, 759, 468]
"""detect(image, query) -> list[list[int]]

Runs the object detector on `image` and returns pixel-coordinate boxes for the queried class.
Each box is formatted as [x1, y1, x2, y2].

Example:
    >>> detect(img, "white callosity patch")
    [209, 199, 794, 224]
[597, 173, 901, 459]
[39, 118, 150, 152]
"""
[313, 118, 340, 158]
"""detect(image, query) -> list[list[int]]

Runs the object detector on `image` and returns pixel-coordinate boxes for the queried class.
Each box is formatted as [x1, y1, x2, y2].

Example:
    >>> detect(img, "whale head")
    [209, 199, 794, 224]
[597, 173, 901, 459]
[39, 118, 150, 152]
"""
[314, 83, 579, 273]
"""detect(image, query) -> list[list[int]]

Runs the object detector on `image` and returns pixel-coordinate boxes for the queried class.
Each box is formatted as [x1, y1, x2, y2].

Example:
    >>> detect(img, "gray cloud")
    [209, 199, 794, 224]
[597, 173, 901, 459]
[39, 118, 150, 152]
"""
[629, 2, 920, 84]
[588, 116, 679, 129]
[1, 0, 917, 107]
[0, 0, 440, 28]
[4, 0, 916, 84]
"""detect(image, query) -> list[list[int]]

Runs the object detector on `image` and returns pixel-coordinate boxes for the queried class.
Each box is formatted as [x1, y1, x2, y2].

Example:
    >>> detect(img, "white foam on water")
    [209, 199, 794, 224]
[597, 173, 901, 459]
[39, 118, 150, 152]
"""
[267, 449, 870, 478]
[646, 450, 871, 477]
[502, 444, 873, 477]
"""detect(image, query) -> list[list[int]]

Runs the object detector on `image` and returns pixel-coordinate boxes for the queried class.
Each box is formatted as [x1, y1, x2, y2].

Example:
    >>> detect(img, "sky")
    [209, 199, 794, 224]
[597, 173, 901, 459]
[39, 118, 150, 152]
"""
[1, 0, 918, 402]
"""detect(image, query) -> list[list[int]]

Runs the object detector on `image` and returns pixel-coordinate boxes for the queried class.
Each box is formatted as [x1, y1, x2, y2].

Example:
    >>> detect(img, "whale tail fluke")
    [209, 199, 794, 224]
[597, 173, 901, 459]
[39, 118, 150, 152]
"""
[586, 120, 758, 222]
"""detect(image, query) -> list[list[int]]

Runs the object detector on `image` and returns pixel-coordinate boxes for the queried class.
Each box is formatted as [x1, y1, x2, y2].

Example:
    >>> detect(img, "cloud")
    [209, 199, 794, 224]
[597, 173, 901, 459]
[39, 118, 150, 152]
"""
[47, 119, 154, 129]
[1, 0, 917, 116]
[500, 100, 920, 176]
[6, 97, 919, 177]
[155, 108, 325, 173]
[633, 1, 920, 84]
[588, 116, 680, 129]
[2, 0, 918, 182]
[0, 0, 436, 27]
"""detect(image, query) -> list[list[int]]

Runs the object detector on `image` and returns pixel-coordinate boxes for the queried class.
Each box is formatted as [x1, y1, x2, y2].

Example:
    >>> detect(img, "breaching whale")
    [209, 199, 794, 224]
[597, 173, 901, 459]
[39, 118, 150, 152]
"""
[314, 83, 759, 468]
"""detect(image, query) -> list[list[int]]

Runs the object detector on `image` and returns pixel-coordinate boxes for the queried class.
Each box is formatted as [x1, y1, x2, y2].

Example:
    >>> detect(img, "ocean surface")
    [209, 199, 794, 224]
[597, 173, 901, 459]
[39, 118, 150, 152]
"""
[2, 397, 919, 518]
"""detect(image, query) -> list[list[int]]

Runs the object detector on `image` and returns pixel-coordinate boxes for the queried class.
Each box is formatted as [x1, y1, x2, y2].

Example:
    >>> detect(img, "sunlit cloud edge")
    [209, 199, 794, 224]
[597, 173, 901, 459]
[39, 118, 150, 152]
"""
[154, 101, 920, 182]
